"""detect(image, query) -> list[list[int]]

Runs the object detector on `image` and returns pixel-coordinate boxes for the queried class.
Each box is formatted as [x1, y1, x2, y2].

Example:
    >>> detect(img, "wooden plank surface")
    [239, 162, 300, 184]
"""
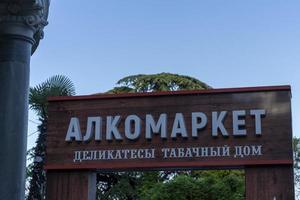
[46, 171, 96, 200]
[245, 165, 294, 200]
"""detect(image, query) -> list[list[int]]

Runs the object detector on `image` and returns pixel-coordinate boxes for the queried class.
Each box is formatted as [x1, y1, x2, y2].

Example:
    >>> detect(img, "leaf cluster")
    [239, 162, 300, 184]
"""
[139, 171, 244, 200]
[29, 75, 75, 118]
[107, 73, 211, 93]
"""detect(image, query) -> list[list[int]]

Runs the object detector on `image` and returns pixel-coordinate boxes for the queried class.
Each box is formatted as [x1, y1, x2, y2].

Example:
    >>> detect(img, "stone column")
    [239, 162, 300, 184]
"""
[0, 0, 49, 199]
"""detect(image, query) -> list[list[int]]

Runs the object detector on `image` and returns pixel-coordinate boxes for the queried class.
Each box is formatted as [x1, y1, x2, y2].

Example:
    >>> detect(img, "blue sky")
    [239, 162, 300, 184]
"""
[28, 0, 300, 149]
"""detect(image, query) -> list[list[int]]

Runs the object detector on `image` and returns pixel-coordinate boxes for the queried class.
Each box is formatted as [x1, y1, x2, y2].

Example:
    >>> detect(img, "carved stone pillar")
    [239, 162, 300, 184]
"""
[0, 1, 49, 199]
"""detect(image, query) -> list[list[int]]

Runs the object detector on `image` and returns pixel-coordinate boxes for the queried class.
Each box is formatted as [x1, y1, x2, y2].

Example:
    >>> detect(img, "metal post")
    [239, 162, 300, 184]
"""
[0, 1, 49, 199]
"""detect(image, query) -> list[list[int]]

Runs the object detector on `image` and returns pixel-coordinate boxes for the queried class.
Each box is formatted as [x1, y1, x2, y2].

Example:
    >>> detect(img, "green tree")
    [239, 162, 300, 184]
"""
[293, 137, 300, 198]
[97, 73, 244, 200]
[140, 172, 244, 200]
[27, 75, 75, 200]
[107, 73, 211, 94]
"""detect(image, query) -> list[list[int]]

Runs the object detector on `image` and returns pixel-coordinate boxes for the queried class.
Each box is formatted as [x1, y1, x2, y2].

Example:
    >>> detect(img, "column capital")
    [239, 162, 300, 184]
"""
[0, 0, 50, 54]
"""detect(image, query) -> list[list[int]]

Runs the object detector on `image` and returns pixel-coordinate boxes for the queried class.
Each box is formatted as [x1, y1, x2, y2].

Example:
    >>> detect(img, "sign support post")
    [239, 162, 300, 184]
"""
[245, 165, 294, 199]
[46, 171, 96, 200]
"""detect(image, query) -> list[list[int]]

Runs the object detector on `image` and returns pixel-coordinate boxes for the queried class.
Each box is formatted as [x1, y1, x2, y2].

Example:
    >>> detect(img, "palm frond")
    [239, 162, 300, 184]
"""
[29, 75, 75, 118]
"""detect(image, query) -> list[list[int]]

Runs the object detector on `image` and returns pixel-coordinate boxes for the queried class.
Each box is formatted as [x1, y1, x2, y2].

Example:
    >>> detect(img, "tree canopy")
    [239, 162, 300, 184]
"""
[107, 73, 211, 93]
[139, 171, 244, 200]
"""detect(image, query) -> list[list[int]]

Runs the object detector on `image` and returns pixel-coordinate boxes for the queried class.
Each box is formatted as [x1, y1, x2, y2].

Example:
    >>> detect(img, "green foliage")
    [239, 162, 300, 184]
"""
[137, 172, 162, 198]
[29, 75, 75, 118]
[27, 122, 47, 200]
[97, 170, 245, 200]
[107, 73, 211, 93]
[293, 137, 300, 168]
[26, 148, 35, 182]
[97, 172, 142, 200]
[139, 172, 244, 200]
[27, 75, 75, 200]
[293, 137, 300, 198]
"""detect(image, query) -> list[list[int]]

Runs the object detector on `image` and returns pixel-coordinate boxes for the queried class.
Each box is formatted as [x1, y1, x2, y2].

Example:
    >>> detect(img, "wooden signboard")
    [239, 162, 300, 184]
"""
[45, 86, 294, 200]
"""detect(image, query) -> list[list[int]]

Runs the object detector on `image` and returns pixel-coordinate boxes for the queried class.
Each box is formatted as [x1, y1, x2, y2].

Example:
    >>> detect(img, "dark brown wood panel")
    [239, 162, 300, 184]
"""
[245, 165, 294, 200]
[45, 86, 293, 170]
[46, 171, 96, 200]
